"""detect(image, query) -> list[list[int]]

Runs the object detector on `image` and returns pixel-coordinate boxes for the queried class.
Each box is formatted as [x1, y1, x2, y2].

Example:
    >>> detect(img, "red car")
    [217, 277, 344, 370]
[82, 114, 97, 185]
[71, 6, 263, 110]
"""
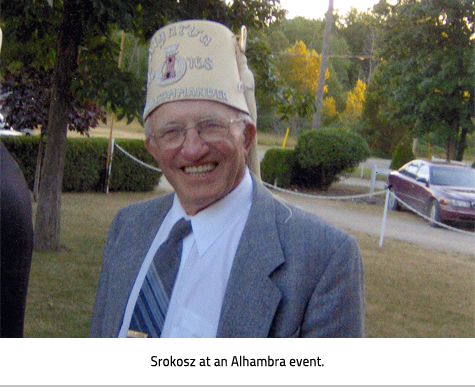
[387, 159, 475, 227]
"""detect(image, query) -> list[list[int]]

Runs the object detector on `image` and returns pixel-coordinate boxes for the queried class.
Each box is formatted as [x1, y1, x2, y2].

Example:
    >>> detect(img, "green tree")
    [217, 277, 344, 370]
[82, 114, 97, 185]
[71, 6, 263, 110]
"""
[245, 30, 285, 129]
[375, 0, 474, 161]
[269, 16, 351, 89]
[1, 0, 286, 251]
[275, 40, 341, 131]
[390, 134, 416, 170]
[355, 65, 408, 156]
[279, 41, 327, 95]
[339, 79, 366, 127]
[337, 7, 379, 87]
[0, 0, 60, 70]
[312, 0, 334, 130]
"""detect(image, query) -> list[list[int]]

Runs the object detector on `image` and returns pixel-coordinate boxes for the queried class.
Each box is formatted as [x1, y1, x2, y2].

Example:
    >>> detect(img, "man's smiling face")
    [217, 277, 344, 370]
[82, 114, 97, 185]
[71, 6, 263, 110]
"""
[145, 100, 255, 216]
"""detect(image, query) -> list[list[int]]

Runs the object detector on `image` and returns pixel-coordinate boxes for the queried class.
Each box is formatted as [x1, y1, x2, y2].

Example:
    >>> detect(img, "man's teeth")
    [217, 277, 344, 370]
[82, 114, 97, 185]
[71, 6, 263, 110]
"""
[184, 164, 216, 176]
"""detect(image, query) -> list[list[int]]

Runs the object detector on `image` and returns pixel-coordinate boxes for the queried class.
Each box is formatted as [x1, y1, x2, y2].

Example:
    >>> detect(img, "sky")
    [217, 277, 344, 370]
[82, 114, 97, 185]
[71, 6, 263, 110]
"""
[279, 0, 382, 20]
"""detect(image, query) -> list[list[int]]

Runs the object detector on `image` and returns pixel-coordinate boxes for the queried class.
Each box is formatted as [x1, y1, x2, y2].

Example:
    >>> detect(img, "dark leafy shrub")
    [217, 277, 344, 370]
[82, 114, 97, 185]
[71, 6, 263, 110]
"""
[294, 127, 371, 189]
[62, 138, 108, 192]
[0, 136, 39, 189]
[109, 139, 161, 192]
[1, 136, 161, 192]
[260, 148, 297, 188]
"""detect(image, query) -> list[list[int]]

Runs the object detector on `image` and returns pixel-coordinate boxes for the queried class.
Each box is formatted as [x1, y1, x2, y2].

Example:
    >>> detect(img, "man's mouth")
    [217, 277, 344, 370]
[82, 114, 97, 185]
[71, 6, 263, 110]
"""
[183, 163, 217, 177]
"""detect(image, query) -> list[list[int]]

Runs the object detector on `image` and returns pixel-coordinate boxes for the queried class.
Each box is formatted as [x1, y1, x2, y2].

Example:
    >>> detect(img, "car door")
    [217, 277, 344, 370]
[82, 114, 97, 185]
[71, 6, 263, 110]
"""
[394, 162, 420, 208]
[412, 163, 431, 214]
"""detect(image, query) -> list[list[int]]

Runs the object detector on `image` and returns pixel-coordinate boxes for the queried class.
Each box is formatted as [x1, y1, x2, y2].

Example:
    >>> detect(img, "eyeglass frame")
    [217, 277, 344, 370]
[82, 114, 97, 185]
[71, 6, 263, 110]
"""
[148, 117, 247, 150]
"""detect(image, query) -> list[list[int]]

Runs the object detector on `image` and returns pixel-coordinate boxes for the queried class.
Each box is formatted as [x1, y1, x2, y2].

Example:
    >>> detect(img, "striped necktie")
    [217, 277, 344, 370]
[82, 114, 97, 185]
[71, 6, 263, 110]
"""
[128, 218, 192, 338]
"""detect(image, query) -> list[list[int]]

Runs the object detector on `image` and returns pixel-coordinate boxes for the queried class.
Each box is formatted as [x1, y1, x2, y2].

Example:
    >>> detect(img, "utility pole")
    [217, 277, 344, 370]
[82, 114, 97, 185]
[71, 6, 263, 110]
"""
[312, 0, 334, 129]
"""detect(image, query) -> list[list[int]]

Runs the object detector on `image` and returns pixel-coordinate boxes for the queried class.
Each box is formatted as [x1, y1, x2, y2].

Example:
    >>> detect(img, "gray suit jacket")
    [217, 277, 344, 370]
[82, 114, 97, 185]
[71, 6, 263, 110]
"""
[90, 177, 364, 338]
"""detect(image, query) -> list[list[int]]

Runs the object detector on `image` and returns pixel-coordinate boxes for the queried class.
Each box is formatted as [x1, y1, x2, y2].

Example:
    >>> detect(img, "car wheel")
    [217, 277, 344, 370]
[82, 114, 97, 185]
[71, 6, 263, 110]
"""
[388, 188, 400, 211]
[428, 200, 442, 227]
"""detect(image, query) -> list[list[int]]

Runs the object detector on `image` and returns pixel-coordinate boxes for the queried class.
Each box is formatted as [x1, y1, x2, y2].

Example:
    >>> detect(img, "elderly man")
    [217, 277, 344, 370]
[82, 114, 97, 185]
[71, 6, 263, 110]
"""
[90, 20, 364, 338]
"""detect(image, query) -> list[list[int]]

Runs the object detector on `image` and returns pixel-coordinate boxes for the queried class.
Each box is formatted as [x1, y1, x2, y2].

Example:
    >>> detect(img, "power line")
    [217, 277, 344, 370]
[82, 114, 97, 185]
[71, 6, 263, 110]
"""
[278, 52, 372, 60]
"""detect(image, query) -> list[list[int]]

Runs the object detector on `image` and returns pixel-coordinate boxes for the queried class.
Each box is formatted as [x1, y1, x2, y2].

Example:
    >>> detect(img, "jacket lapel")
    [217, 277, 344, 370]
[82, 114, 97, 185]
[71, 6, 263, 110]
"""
[217, 179, 286, 338]
[126, 194, 174, 276]
[115, 195, 175, 335]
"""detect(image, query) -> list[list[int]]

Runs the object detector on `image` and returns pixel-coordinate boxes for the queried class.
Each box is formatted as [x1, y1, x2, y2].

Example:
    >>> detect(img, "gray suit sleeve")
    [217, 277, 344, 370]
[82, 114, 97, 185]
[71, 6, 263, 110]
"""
[301, 234, 364, 338]
[89, 209, 126, 338]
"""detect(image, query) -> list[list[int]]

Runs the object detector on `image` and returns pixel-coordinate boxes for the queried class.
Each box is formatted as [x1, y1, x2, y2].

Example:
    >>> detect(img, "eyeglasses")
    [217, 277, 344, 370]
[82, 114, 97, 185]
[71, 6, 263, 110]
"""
[151, 117, 245, 150]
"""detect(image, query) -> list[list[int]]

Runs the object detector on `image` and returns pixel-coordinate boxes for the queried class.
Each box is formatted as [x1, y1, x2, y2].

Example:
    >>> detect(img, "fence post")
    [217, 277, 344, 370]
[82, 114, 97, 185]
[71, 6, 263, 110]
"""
[105, 139, 115, 194]
[370, 164, 377, 198]
[379, 187, 391, 247]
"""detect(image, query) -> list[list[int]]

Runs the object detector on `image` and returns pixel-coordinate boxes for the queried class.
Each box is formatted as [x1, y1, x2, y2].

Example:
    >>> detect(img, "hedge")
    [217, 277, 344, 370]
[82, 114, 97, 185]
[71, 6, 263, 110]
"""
[261, 127, 370, 190]
[1, 136, 161, 192]
[295, 128, 370, 189]
[260, 148, 297, 188]
[0, 136, 38, 190]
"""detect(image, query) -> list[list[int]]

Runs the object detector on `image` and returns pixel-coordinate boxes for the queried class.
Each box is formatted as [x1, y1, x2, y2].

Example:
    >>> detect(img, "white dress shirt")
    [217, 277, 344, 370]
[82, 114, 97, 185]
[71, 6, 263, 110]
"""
[118, 168, 253, 338]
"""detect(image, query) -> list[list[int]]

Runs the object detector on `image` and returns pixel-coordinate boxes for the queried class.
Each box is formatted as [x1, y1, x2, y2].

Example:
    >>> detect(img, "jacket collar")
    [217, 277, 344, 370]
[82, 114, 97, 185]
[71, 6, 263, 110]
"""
[216, 177, 286, 337]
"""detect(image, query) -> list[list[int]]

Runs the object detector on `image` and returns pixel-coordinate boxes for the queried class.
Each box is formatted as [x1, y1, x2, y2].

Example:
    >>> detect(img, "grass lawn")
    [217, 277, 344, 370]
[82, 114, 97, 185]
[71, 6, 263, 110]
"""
[24, 189, 474, 338]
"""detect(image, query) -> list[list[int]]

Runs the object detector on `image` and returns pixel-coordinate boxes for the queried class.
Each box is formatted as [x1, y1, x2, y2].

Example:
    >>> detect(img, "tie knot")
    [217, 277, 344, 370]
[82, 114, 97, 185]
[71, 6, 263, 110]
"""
[168, 218, 192, 242]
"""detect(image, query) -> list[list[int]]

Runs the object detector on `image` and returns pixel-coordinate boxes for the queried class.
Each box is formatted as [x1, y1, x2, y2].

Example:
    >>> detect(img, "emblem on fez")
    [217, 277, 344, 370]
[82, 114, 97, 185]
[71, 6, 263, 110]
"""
[157, 44, 186, 87]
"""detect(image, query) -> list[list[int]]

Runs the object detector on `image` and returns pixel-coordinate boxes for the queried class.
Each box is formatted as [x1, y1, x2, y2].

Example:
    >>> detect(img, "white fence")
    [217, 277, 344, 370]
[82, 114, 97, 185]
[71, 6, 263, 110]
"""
[107, 143, 474, 246]
[105, 139, 162, 193]
[265, 181, 475, 248]
[379, 187, 475, 246]
[369, 164, 391, 198]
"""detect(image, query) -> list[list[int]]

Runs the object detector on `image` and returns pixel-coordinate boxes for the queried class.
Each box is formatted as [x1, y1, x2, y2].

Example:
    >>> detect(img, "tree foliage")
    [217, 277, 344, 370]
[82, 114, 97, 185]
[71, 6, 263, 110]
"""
[337, 7, 378, 87]
[342, 79, 366, 123]
[1, 0, 287, 126]
[268, 16, 351, 89]
[274, 40, 342, 125]
[0, 0, 286, 251]
[390, 134, 416, 170]
[0, 0, 61, 70]
[374, 0, 474, 160]
[355, 65, 408, 156]
[0, 67, 52, 132]
[258, 12, 378, 133]
[279, 41, 328, 95]
[0, 67, 106, 135]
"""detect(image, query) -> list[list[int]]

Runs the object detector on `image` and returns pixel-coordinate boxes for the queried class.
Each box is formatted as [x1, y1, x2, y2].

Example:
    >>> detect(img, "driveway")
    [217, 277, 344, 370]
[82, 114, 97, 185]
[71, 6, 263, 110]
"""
[260, 154, 473, 255]
[271, 188, 474, 256]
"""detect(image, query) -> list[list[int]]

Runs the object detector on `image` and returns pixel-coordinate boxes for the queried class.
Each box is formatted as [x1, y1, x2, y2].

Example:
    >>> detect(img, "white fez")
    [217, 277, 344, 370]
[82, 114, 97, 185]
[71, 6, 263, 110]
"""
[143, 20, 254, 121]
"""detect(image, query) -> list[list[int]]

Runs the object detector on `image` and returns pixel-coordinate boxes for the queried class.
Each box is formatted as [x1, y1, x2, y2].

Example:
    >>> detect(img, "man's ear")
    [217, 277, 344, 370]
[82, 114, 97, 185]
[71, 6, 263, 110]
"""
[243, 122, 256, 152]
[244, 122, 260, 179]
[145, 137, 158, 159]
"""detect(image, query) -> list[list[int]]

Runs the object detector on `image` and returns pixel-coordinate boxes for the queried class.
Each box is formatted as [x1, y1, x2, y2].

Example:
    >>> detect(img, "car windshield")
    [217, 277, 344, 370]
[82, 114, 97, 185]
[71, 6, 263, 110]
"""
[430, 166, 475, 187]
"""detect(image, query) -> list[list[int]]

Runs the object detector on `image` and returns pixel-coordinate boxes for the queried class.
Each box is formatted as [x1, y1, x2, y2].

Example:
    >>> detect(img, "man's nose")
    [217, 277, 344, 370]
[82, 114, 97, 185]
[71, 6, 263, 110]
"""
[180, 128, 209, 159]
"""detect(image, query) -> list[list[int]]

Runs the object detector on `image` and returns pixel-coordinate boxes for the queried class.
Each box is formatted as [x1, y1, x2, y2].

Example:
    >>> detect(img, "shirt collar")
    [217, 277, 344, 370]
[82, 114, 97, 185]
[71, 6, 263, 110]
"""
[169, 168, 253, 255]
